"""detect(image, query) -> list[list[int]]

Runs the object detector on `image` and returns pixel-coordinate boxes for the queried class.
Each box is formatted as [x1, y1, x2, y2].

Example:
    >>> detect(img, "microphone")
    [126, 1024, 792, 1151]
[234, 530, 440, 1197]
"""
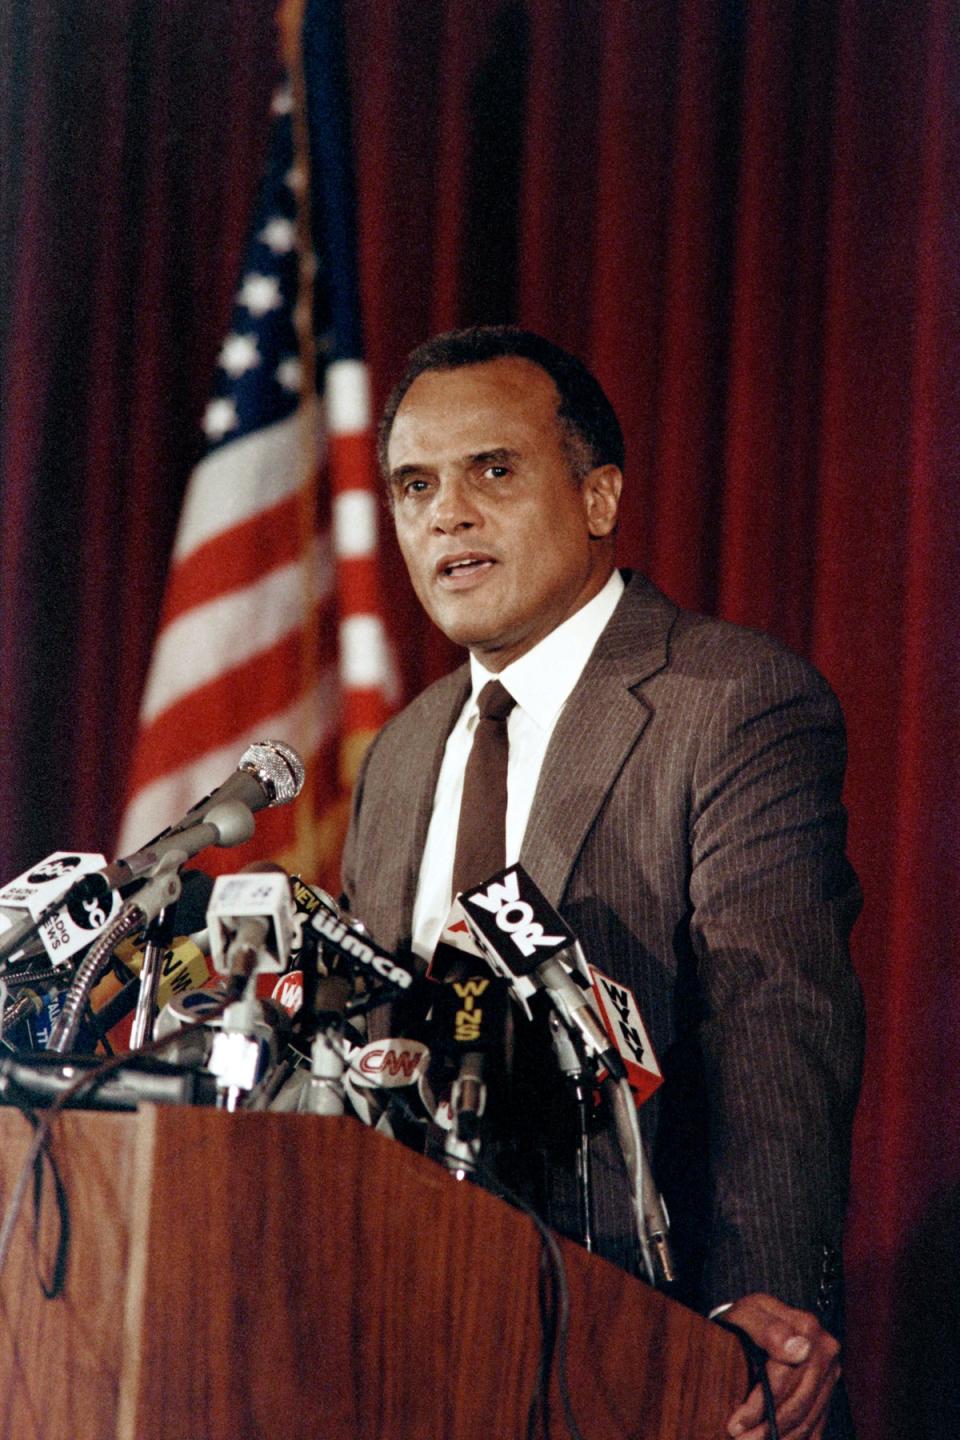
[46, 863, 188, 1053]
[458, 865, 626, 1082]
[341, 1036, 431, 1130]
[459, 863, 674, 1287]
[11, 736, 303, 956]
[87, 934, 213, 1043]
[298, 973, 354, 1117]
[205, 868, 297, 1109]
[207, 867, 296, 983]
[0, 851, 123, 969]
[308, 909, 415, 995]
[155, 739, 305, 840]
[58, 869, 217, 1050]
[429, 971, 509, 1175]
[92, 800, 258, 896]
[0, 801, 257, 967]
[154, 987, 290, 1077]
[588, 966, 663, 1105]
[0, 989, 44, 1040]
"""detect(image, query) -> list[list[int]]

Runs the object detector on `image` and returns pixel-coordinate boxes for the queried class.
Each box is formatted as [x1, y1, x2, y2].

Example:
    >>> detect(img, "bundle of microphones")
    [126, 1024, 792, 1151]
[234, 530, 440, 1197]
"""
[0, 738, 674, 1288]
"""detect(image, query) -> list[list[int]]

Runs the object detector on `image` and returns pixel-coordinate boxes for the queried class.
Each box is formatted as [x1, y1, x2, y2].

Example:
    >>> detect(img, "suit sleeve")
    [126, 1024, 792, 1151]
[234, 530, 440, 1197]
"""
[687, 648, 864, 1318]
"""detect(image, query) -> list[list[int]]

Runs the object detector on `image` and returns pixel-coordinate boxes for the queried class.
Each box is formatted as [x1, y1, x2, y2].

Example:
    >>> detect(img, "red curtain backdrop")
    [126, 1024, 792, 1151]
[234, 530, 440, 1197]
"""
[0, 0, 279, 871]
[0, 4, 957, 1437]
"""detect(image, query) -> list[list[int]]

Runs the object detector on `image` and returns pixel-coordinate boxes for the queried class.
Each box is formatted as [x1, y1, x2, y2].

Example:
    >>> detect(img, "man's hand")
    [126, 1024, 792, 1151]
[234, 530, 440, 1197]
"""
[722, 1293, 841, 1440]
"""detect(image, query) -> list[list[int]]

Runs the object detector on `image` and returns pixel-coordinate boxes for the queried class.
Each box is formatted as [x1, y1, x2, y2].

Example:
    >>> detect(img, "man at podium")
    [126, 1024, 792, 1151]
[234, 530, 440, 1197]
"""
[342, 326, 864, 1440]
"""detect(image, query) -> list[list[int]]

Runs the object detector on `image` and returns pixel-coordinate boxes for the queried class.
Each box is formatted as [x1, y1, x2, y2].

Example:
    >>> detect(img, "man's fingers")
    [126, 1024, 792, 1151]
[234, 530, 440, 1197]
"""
[728, 1355, 839, 1440]
[722, 1293, 842, 1440]
[727, 1361, 805, 1438]
[726, 1293, 824, 1363]
[776, 1358, 840, 1440]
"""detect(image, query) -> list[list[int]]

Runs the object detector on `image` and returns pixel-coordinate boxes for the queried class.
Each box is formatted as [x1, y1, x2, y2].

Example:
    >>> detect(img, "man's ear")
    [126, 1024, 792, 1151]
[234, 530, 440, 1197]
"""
[583, 464, 623, 538]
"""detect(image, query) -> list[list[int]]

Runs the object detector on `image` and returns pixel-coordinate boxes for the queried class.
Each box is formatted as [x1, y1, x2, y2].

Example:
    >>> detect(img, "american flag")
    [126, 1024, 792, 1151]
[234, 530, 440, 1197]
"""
[116, 4, 393, 894]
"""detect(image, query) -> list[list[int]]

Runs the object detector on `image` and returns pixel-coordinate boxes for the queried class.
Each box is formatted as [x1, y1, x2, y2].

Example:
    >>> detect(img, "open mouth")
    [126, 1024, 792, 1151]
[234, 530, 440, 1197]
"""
[437, 555, 496, 582]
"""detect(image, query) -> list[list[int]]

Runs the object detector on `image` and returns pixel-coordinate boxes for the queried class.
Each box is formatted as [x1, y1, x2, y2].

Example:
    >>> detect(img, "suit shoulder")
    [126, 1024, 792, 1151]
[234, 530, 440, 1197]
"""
[667, 607, 838, 704]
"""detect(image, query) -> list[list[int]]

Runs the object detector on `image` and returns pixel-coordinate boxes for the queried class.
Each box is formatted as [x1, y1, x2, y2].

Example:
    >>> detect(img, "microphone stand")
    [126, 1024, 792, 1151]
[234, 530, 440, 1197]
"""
[304, 976, 352, 1116]
[129, 903, 178, 1049]
[548, 1010, 594, 1253]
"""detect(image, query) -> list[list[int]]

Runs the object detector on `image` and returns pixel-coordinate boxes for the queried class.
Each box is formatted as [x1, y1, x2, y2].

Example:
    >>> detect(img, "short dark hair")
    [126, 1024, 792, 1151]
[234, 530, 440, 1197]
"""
[377, 325, 625, 479]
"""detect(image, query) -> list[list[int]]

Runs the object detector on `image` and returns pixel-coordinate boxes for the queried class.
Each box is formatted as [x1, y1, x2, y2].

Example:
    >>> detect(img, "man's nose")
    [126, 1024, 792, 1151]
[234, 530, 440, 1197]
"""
[431, 474, 481, 533]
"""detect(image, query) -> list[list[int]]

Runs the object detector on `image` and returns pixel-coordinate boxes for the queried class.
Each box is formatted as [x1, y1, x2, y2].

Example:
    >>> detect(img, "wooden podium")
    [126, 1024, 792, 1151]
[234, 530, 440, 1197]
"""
[0, 1106, 746, 1439]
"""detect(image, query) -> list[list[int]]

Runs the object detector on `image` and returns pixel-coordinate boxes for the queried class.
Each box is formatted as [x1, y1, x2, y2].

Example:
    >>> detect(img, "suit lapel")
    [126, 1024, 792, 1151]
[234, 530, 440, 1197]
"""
[389, 666, 471, 943]
[519, 574, 676, 906]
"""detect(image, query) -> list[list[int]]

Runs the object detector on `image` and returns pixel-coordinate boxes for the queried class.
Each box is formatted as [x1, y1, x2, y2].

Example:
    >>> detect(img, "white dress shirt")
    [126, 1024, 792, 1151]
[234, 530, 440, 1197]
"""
[411, 569, 625, 960]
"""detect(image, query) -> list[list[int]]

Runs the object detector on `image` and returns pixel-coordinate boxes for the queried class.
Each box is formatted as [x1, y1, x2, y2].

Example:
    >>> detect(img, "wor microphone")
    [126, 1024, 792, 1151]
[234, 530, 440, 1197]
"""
[458, 866, 626, 1082]
[459, 864, 674, 1287]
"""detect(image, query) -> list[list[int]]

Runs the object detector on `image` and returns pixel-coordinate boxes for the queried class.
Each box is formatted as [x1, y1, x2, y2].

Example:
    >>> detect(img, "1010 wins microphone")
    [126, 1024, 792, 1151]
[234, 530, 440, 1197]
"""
[429, 971, 509, 1177]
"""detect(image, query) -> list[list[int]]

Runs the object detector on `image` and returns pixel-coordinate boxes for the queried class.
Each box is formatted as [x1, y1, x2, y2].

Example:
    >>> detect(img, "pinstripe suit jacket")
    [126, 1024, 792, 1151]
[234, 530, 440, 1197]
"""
[342, 571, 864, 1319]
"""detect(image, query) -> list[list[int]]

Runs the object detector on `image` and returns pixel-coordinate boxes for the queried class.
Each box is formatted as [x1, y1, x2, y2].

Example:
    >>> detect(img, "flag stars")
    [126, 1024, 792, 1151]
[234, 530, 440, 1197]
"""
[202, 397, 239, 441]
[259, 216, 296, 254]
[276, 357, 302, 392]
[237, 272, 283, 317]
[271, 85, 293, 116]
[219, 332, 261, 378]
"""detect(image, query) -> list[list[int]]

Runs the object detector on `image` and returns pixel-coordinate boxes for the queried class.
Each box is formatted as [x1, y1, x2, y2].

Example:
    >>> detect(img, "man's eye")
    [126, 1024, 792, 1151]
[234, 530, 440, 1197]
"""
[483, 465, 510, 480]
[402, 478, 430, 496]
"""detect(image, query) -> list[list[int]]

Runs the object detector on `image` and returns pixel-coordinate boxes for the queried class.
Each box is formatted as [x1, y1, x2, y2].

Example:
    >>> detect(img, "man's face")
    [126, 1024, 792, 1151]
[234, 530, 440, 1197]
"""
[386, 358, 621, 670]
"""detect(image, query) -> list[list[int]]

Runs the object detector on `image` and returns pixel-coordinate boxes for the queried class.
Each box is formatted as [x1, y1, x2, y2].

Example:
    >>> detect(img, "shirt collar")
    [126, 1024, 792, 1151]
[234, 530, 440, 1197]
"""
[468, 569, 625, 730]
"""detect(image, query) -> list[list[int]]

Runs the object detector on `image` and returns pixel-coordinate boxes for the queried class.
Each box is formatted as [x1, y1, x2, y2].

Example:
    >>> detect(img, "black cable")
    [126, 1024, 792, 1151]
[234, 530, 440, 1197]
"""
[526, 1233, 559, 1440]
[382, 1090, 584, 1440]
[713, 1316, 780, 1440]
[476, 1163, 584, 1440]
[0, 990, 241, 1283]
[29, 1112, 70, 1299]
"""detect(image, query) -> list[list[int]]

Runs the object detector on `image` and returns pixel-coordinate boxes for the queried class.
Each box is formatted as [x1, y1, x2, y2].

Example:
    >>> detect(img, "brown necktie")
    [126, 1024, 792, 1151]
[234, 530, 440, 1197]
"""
[451, 680, 516, 898]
